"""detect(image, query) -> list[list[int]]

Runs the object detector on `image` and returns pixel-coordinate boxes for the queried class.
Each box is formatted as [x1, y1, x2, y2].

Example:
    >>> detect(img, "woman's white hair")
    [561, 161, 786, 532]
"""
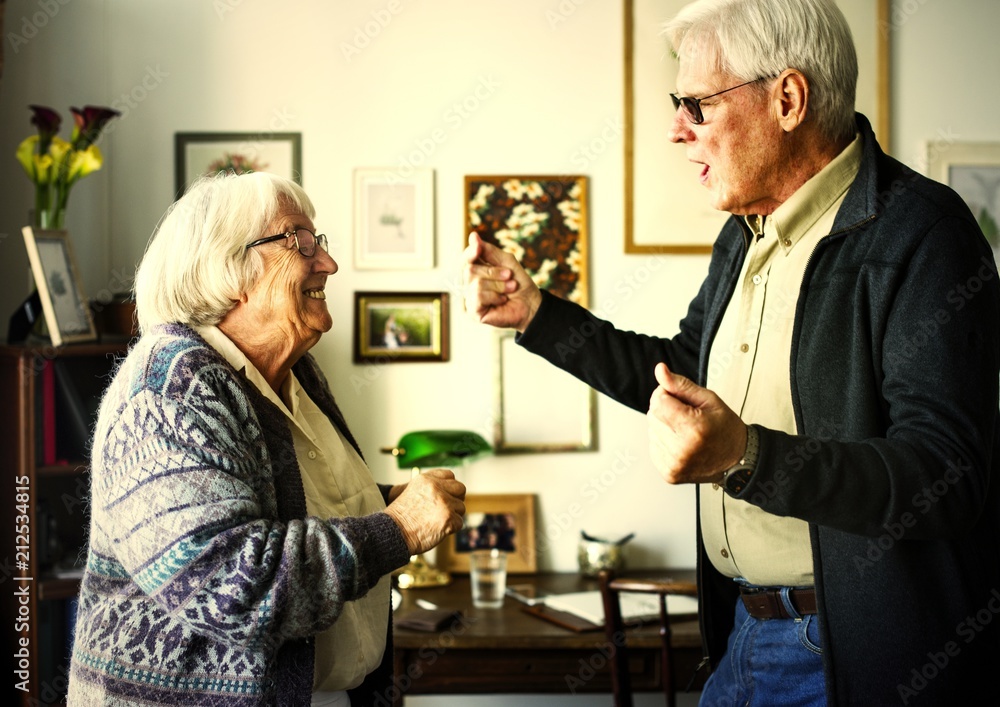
[664, 0, 858, 142]
[134, 171, 315, 333]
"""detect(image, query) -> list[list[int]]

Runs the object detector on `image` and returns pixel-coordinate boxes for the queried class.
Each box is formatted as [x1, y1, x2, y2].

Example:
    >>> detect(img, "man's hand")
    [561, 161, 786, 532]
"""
[462, 232, 542, 333]
[384, 469, 467, 555]
[646, 362, 747, 485]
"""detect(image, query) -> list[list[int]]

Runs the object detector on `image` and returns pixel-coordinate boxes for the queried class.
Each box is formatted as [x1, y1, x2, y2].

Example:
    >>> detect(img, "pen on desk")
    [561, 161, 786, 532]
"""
[416, 599, 440, 610]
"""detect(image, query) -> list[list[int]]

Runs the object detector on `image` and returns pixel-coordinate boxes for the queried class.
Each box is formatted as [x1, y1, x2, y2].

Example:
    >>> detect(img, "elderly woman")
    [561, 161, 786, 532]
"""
[67, 172, 466, 707]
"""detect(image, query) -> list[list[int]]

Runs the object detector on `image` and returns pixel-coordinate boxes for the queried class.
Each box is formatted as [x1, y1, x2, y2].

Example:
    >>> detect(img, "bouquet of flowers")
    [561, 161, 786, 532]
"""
[16, 104, 121, 229]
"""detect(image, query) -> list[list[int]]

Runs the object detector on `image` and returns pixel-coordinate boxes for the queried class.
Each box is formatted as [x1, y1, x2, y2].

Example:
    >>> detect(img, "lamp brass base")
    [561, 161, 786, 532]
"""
[396, 554, 451, 589]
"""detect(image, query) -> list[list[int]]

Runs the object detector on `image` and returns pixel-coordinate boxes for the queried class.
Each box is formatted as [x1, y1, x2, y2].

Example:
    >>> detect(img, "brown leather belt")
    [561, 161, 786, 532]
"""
[739, 586, 817, 619]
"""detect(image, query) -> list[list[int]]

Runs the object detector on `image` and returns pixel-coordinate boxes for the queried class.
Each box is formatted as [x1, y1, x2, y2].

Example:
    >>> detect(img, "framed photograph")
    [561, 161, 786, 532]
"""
[353, 168, 435, 270]
[174, 132, 302, 196]
[436, 493, 537, 574]
[21, 227, 98, 347]
[465, 175, 589, 308]
[928, 141, 1000, 253]
[493, 331, 597, 454]
[353, 291, 449, 363]
[623, 0, 891, 253]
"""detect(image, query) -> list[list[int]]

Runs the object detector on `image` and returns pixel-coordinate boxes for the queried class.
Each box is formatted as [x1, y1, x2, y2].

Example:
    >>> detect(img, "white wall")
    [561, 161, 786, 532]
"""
[1, 1, 998, 705]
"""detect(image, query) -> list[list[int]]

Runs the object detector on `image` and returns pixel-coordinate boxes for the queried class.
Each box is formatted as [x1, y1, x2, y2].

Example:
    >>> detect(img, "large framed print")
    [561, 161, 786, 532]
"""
[928, 141, 1000, 257]
[623, 0, 891, 253]
[174, 132, 302, 196]
[353, 168, 435, 270]
[21, 227, 98, 347]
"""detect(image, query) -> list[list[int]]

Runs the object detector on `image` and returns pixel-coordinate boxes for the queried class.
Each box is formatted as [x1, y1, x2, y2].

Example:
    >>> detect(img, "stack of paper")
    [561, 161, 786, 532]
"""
[542, 590, 698, 626]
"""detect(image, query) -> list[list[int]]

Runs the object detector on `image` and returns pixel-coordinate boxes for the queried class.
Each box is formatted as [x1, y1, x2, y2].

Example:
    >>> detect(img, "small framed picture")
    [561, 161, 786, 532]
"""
[353, 168, 435, 270]
[435, 493, 537, 574]
[928, 141, 1000, 253]
[353, 291, 449, 363]
[465, 175, 589, 307]
[21, 227, 98, 347]
[174, 132, 302, 196]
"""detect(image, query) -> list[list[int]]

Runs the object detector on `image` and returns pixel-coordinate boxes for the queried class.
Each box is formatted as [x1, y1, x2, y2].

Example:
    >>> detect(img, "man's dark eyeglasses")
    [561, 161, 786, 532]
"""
[245, 228, 328, 257]
[670, 76, 772, 125]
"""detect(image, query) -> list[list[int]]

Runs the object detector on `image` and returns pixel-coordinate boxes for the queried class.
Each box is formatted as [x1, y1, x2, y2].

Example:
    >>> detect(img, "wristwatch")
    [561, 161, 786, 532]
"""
[722, 425, 759, 496]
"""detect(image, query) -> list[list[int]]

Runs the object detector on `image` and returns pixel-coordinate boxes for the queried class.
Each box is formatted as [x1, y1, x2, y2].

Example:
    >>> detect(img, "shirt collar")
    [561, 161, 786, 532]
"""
[745, 134, 863, 252]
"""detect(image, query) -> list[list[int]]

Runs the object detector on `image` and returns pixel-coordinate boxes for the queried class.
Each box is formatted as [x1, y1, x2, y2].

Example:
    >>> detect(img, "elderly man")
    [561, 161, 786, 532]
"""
[463, 0, 1000, 704]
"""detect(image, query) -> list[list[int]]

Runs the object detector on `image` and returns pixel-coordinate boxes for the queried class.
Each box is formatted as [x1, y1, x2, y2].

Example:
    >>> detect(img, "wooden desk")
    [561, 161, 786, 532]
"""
[392, 570, 703, 705]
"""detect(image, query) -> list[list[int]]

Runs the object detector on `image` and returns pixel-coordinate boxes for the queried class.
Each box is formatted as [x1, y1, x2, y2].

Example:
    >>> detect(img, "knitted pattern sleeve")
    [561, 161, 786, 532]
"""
[88, 332, 410, 648]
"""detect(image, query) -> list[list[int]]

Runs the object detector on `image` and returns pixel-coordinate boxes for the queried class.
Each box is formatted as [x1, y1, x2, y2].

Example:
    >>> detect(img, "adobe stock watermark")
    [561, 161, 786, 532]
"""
[546, 0, 590, 29]
[340, 0, 405, 63]
[896, 586, 1000, 704]
[6, 0, 74, 54]
[853, 457, 971, 576]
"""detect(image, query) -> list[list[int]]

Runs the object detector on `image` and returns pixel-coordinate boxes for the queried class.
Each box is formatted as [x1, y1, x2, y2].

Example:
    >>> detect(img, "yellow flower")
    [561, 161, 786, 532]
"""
[66, 145, 104, 183]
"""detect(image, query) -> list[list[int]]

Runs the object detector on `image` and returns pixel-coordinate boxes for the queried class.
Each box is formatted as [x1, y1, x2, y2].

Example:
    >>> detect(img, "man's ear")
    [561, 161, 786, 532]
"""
[773, 69, 809, 132]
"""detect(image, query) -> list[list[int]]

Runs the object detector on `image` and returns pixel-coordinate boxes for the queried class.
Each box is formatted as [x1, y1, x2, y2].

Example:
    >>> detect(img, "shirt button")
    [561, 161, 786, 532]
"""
[740, 343, 749, 353]
[752, 274, 762, 285]
[721, 549, 730, 559]
[308, 450, 318, 460]
[783, 238, 792, 247]
[711, 483, 720, 491]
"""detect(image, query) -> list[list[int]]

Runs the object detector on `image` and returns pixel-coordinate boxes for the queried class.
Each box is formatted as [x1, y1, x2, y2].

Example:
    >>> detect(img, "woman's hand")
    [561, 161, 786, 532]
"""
[384, 469, 467, 555]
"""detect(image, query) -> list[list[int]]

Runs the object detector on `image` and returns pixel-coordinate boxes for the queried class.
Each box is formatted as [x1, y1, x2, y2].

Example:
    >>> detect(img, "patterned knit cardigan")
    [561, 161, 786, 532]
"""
[68, 324, 410, 706]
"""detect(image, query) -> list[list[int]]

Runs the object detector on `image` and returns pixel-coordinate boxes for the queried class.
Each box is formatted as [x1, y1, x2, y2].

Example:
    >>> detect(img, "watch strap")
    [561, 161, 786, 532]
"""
[723, 425, 759, 496]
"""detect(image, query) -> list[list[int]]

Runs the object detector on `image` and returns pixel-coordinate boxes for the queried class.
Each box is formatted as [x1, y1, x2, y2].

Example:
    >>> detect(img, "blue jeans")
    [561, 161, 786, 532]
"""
[699, 591, 826, 707]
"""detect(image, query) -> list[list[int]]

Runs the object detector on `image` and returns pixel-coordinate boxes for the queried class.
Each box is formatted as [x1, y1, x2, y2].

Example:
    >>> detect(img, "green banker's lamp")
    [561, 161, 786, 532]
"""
[382, 430, 492, 588]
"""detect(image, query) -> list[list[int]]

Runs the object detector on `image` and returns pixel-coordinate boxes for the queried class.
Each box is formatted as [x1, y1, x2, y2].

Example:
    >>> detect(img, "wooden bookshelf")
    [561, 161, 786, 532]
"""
[1, 342, 127, 706]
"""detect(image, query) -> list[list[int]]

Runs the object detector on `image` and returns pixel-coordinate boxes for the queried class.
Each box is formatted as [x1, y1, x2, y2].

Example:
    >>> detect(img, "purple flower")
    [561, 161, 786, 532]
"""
[28, 105, 62, 154]
[69, 105, 121, 149]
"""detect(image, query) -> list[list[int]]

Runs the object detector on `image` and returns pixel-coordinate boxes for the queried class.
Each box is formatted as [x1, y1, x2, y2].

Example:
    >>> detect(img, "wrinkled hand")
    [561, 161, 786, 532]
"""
[462, 232, 542, 332]
[647, 362, 747, 485]
[384, 469, 467, 555]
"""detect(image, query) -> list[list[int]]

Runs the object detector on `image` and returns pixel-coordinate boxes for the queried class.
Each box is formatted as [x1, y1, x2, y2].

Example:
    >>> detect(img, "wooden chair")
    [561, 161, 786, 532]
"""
[598, 570, 699, 707]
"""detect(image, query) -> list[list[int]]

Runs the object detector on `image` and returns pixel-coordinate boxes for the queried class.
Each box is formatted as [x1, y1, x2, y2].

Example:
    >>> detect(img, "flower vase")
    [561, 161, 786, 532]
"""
[36, 208, 66, 230]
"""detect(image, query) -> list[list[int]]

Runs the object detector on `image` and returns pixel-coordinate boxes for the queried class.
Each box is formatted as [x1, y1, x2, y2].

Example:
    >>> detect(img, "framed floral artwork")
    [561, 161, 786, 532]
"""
[174, 132, 302, 196]
[21, 227, 98, 347]
[435, 493, 537, 574]
[623, 0, 891, 253]
[353, 291, 449, 363]
[353, 168, 435, 270]
[465, 175, 589, 308]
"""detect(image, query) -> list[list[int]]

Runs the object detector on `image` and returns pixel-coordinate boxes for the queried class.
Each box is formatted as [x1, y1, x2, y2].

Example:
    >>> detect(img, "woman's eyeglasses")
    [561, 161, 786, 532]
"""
[246, 228, 328, 257]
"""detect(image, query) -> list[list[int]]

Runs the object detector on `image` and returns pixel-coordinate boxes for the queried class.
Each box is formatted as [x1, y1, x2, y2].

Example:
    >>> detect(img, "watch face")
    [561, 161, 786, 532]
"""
[724, 467, 753, 495]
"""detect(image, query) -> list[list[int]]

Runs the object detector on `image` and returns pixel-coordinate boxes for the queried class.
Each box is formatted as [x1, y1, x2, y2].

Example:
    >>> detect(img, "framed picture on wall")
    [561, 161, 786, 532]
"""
[353, 168, 435, 270]
[928, 141, 1000, 255]
[465, 175, 589, 308]
[174, 132, 302, 196]
[435, 493, 537, 574]
[21, 227, 98, 347]
[353, 291, 449, 363]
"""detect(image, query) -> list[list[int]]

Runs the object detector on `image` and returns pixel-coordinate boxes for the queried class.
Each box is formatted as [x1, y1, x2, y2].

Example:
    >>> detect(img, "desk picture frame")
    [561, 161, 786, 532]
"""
[21, 227, 97, 347]
[436, 493, 537, 574]
[623, 0, 891, 253]
[174, 132, 302, 196]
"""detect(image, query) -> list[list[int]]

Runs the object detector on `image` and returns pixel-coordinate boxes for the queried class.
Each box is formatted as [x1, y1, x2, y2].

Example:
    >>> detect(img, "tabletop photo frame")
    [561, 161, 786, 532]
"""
[21, 227, 98, 347]
[174, 132, 302, 196]
[435, 493, 537, 574]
